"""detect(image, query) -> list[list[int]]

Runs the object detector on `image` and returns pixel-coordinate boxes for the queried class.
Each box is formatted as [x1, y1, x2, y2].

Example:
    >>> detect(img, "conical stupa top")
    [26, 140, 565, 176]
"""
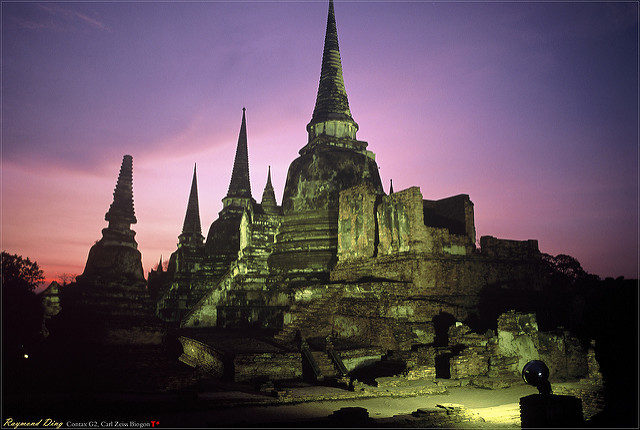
[105, 154, 137, 225]
[227, 108, 252, 199]
[261, 166, 277, 207]
[182, 164, 202, 236]
[307, 0, 357, 131]
[389, 179, 394, 194]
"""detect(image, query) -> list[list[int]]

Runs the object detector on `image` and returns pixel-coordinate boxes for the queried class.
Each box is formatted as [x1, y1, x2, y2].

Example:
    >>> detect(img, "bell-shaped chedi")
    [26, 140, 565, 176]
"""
[78, 155, 145, 284]
[270, 0, 383, 278]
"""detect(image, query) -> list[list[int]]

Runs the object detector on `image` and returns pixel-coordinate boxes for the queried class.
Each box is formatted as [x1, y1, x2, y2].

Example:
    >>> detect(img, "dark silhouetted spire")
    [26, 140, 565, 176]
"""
[182, 164, 202, 236]
[157, 255, 163, 272]
[227, 108, 252, 199]
[179, 165, 204, 246]
[307, 0, 358, 139]
[389, 179, 394, 194]
[105, 154, 137, 225]
[261, 166, 277, 211]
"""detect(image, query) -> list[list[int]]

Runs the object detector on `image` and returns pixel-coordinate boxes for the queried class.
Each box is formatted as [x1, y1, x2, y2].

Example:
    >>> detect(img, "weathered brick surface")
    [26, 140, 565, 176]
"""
[480, 235, 539, 259]
[337, 183, 379, 260]
[450, 347, 489, 379]
[553, 382, 605, 420]
[497, 311, 589, 380]
[178, 336, 224, 377]
[423, 194, 475, 244]
[233, 352, 302, 382]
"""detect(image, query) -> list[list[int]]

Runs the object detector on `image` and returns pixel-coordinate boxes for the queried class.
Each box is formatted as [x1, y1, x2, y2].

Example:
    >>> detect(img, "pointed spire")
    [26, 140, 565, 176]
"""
[227, 108, 252, 199]
[105, 154, 137, 225]
[389, 179, 394, 194]
[261, 166, 277, 211]
[157, 255, 163, 272]
[307, 0, 358, 141]
[180, 164, 203, 244]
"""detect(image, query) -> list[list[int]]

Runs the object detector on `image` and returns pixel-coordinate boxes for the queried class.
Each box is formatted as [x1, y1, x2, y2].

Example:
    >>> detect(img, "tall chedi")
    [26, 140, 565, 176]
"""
[179, 164, 204, 248]
[205, 108, 257, 275]
[79, 155, 145, 284]
[155, 165, 207, 321]
[269, 0, 383, 279]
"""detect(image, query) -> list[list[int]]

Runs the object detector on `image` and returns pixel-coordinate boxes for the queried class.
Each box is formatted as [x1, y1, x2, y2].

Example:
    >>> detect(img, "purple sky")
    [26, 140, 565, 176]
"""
[2, 1, 638, 282]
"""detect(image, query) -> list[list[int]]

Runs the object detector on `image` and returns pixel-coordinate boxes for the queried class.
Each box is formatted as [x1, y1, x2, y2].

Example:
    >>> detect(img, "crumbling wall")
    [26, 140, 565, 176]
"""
[233, 352, 302, 382]
[377, 187, 429, 255]
[497, 311, 588, 379]
[238, 210, 281, 269]
[178, 336, 224, 378]
[337, 186, 474, 263]
[405, 346, 437, 380]
[337, 183, 379, 260]
[480, 236, 539, 259]
[423, 194, 475, 245]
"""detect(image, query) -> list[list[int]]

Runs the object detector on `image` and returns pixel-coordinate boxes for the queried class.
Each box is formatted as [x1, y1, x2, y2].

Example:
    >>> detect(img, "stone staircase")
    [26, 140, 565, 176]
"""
[311, 351, 339, 380]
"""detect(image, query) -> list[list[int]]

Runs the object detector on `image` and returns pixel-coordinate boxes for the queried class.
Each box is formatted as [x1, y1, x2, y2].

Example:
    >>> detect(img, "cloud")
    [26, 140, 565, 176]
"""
[38, 4, 111, 32]
[11, 3, 110, 33]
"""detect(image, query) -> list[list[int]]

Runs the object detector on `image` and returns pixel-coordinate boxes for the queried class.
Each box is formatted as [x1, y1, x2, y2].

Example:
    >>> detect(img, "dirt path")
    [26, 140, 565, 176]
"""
[173, 384, 538, 427]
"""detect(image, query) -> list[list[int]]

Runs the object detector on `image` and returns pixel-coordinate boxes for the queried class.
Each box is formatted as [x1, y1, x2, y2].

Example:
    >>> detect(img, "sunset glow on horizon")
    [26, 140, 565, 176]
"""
[2, 1, 638, 284]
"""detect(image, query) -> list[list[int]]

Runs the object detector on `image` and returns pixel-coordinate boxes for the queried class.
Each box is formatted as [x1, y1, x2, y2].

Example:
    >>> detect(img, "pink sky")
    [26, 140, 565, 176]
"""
[2, 1, 638, 283]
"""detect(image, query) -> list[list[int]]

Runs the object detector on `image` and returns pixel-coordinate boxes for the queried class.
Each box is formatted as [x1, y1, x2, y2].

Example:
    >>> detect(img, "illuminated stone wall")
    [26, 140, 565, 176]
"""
[233, 352, 302, 382]
[182, 210, 283, 328]
[497, 311, 588, 379]
[178, 336, 224, 377]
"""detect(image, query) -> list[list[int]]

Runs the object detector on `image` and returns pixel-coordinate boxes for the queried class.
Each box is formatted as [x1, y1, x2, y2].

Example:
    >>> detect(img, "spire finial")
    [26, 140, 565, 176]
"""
[105, 154, 137, 226]
[306, 0, 358, 141]
[389, 179, 394, 194]
[226, 108, 252, 198]
[180, 166, 203, 242]
[261, 165, 277, 212]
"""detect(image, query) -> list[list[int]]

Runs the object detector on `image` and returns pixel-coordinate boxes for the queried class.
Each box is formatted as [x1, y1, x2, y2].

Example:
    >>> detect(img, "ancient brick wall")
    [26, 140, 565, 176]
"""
[181, 265, 236, 327]
[337, 185, 475, 262]
[423, 194, 475, 244]
[449, 348, 489, 379]
[238, 210, 282, 269]
[178, 336, 225, 377]
[377, 187, 429, 255]
[233, 352, 302, 382]
[182, 210, 282, 329]
[405, 346, 437, 380]
[497, 311, 588, 379]
[480, 235, 539, 259]
[333, 252, 541, 312]
[337, 183, 378, 260]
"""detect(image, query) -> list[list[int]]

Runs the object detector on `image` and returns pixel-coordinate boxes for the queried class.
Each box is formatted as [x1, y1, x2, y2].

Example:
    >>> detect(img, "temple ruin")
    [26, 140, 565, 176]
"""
[59, 0, 606, 418]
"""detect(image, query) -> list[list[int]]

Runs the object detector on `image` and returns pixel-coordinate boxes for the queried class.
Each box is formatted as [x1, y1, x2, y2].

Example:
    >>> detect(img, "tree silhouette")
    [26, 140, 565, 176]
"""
[2, 252, 44, 292]
[2, 252, 45, 360]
